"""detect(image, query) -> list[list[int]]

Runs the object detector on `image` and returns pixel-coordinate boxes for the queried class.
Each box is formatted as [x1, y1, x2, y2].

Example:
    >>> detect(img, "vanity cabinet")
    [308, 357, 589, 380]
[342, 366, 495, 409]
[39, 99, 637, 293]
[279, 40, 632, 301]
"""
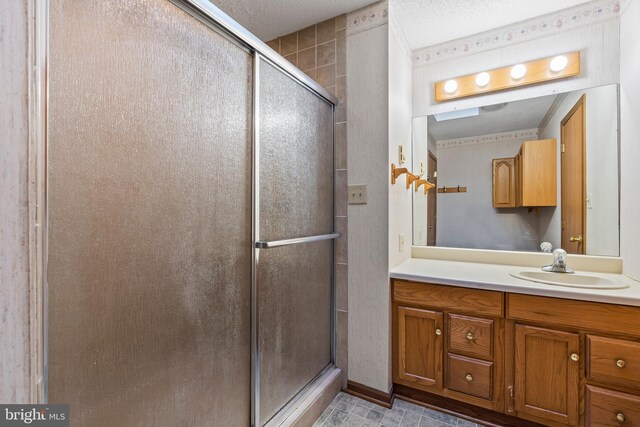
[396, 306, 443, 388]
[513, 325, 580, 426]
[492, 138, 557, 209]
[392, 279, 640, 427]
[392, 281, 505, 412]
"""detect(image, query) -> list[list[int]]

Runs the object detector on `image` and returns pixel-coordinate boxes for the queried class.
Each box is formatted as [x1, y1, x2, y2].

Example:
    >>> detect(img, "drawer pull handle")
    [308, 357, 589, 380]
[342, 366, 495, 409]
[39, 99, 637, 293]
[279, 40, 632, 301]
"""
[616, 359, 626, 368]
[570, 353, 579, 362]
[465, 374, 473, 382]
[435, 328, 442, 336]
[617, 413, 625, 422]
[466, 332, 474, 340]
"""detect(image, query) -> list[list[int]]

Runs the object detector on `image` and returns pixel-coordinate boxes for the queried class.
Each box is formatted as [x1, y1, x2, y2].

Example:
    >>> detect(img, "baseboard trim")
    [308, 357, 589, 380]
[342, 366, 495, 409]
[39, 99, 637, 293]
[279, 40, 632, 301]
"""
[344, 380, 394, 409]
[394, 384, 543, 427]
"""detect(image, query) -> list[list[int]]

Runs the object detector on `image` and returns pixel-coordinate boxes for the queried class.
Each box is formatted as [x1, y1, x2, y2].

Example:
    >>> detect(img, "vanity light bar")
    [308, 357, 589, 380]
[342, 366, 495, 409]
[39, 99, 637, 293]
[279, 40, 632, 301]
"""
[434, 51, 580, 102]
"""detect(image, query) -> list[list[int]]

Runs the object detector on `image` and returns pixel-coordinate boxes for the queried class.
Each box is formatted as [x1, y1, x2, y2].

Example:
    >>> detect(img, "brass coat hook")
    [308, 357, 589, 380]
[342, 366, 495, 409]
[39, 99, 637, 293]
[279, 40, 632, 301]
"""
[391, 163, 419, 189]
[415, 179, 436, 194]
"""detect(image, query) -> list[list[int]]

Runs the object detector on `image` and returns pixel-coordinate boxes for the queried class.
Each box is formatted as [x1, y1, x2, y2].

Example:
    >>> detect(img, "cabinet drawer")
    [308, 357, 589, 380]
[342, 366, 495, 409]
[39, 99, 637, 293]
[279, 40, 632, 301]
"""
[448, 314, 493, 360]
[447, 354, 493, 400]
[393, 281, 503, 317]
[588, 335, 640, 389]
[587, 385, 640, 426]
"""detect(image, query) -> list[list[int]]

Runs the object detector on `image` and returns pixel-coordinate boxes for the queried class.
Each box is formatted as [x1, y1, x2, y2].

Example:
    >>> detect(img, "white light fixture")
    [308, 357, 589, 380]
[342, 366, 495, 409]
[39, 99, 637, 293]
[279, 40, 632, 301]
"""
[549, 55, 568, 72]
[475, 72, 490, 87]
[444, 79, 458, 94]
[510, 64, 527, 80]
[433, 107, 479, 122]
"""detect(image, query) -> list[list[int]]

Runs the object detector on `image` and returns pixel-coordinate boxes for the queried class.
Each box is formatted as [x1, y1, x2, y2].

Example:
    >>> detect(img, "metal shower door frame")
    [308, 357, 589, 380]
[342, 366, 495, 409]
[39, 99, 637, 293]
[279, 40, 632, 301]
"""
[32, 0, 338, 425]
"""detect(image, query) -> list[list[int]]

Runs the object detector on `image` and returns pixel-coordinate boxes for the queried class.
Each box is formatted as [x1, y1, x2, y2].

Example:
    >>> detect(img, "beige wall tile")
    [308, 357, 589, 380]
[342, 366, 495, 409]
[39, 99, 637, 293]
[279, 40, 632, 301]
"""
[317, 40, 336, 67]
[317, 18, 336, 44]
[335, 75, 347, 123]
[324, 85, 336, 97]
[336, 310, 348, 387]
[336, 263, 348, 311]
[266, 38, 280, 53]
[284, 52, 297, 67]
[316, 63, 336, 87]
[280, 32, 297, 56]
[335, 122, 346, 170]
[298, 46, 316, 71]
[335, 14, 347, 31]
[335, 170, 347, 217]
[336, 29, 346, 77]
[298, 25, 316, 51]
[335, 217, 347, 264]
[304, 68, 316, 80]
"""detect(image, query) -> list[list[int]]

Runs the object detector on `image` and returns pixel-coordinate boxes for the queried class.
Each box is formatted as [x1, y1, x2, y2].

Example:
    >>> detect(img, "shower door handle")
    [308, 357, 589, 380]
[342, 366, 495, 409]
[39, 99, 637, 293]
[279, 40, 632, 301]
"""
[255, 232, 340, 249]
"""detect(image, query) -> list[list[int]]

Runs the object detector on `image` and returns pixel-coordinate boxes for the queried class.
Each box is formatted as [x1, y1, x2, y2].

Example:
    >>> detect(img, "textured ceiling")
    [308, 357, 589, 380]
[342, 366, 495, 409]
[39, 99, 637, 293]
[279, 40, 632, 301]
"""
[427, 94, 558, 141]
[393, 0, 593, 49]
[209, 0, 377, 40]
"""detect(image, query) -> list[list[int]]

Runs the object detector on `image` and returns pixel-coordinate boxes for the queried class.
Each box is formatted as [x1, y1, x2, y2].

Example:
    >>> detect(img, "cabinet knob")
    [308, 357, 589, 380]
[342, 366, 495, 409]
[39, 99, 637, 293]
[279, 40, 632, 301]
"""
[617, 413, 625, 422]
[435, 328, 442, 336]
[570, 353, 580, 362]
[617, 359, 626, 368]
[465, 374, 473, 382]
[466, 332, 474, 340]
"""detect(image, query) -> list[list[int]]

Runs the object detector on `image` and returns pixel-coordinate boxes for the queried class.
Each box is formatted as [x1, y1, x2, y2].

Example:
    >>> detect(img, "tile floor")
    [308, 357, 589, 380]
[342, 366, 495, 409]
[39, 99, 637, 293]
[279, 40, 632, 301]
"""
[313, 392, 479, 427]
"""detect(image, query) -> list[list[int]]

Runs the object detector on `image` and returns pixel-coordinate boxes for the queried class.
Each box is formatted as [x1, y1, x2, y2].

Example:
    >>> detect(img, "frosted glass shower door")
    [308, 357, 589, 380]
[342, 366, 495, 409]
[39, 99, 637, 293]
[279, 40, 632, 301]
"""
[256, 59, 335, 426]
[47, 1, 252, 426]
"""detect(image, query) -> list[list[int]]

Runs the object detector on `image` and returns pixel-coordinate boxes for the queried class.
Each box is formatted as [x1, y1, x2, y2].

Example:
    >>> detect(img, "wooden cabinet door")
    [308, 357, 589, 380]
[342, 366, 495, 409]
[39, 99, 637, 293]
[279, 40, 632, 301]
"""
[397, 306, 444, 389]
[514, 324, 580, 426]
[492, 158, 515, 208]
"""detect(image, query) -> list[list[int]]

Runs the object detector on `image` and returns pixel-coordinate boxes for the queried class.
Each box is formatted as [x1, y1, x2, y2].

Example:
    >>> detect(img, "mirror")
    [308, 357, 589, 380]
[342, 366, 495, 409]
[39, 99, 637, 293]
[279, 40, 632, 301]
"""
[412, 84, 619, 256]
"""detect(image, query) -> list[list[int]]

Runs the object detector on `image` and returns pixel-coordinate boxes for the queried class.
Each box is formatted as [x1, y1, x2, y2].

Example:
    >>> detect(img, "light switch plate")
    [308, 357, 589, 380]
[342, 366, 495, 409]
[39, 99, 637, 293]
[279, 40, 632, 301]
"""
[348, 185, 367, 204]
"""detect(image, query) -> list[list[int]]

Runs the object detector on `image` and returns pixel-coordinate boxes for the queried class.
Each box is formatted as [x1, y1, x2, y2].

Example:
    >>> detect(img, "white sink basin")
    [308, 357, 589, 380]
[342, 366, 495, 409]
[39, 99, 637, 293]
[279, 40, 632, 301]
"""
[510, 270, 630, 290]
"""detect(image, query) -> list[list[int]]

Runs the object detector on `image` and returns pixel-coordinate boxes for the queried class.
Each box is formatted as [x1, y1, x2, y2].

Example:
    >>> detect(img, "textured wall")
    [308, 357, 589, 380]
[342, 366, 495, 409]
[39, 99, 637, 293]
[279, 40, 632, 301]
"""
[620, 0, 640, 279]
[388, 12, 413, 270]
[346, 3, 390, 392]
[0, 0, 31, 404]
[436, 135, 542, 251]
[267, 14, 350, 386]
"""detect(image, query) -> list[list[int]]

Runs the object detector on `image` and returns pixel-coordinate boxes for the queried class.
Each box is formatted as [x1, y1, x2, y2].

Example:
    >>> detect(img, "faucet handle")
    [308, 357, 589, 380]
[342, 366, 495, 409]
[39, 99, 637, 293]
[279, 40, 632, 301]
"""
[553, 248, 567, 264]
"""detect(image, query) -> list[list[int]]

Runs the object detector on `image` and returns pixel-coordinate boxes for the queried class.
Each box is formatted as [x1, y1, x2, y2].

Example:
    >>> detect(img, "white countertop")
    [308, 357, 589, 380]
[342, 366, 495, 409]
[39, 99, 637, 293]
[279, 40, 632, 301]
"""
[390, 258, 640, 307]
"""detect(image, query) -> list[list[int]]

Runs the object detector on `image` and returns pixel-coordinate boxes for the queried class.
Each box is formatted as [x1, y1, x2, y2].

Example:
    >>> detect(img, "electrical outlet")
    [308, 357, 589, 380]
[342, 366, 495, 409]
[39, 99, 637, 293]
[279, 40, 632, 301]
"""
[399, 234, 406, 252]
[348, 185, 367, 204]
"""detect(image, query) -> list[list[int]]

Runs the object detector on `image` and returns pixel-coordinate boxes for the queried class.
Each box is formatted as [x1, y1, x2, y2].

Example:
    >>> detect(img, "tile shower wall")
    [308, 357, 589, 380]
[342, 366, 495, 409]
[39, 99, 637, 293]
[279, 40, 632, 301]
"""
[267, 15, 349, 386]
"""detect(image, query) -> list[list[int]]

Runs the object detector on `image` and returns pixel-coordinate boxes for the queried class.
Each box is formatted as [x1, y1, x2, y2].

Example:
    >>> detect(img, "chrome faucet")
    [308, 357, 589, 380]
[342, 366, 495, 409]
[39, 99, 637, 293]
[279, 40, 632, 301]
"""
[542, 248, 574, 273]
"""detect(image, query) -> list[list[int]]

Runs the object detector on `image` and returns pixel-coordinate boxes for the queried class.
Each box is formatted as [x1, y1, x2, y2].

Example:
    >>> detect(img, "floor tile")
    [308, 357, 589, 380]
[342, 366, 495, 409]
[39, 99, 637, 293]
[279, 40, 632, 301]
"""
[331, 392, 358, 412]
[324, 408, 349, 427]
[399, 410, 422, 427]
[314, 406, 335, 426]
[314, 392, 478, 427]
[422, 408, 459, 426]
[419, 418, 456, 427]
[394, 399, 425, 415]
[366, 409, 386, 423]
[381, 407, 405, 426]
[352, 404, 371, 418]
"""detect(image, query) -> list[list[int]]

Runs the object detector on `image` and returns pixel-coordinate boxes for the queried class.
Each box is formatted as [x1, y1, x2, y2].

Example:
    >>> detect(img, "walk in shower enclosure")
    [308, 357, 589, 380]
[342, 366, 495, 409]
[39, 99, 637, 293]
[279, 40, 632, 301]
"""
[43, 0, 336, 425]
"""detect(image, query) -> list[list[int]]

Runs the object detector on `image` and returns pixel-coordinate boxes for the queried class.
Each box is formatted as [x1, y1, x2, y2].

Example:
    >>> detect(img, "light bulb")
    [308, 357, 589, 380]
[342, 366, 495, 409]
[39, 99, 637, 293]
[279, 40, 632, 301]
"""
[475, 72, 490, 87]
[444, 79, 458, 94]
[510, 64, 527, 80]
[549, 55, 568, 72]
